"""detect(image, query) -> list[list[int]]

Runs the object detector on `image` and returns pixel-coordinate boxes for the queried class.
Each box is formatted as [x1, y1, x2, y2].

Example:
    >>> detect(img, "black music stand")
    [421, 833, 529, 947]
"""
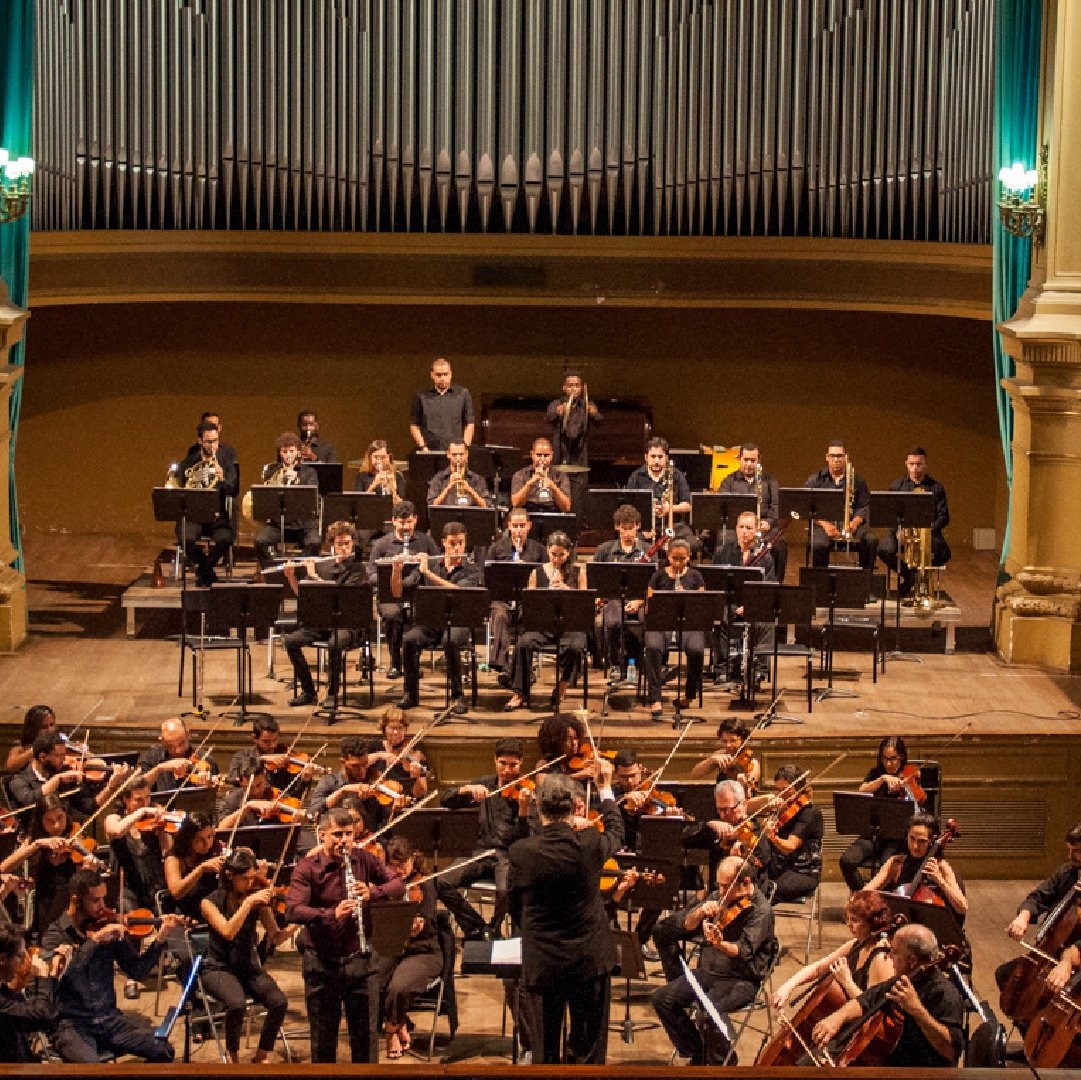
[204, 583, 283, 723]
[296, 581, 374, 720]
[698, 564, 766, 709]
[869, 490, 937, 665]
[800, 566, 872, 700]
[740, 583, 815, 722]
[412, 586, 491, 715]
[779, 487, 845, 567]
[308, 461, 343, 496]
[670, 449, 713, 492]
[390, 807, 480, 870]
[484, 560, 543, 660]
[152, 785, 218, 818]
[691, 492, 756, 547]
[322, 492, 394, 534]
[518, 588, 597, 708]
[645, 591, 722, 728]
[526, 511, 579, 544]
[152, 487, 221, 602]
[406, 450, 448, 530]
[370, 899, 423, 960]
[155, 953, 203, 1061]
[584, 488, 652, 533]
[214, 824, 301, 864]
[587, 561, 655, 715]
[460, 937, 525, 1062]
[470, 444, 524, 509]
[428, 505, 500, 548]
[833, 791, 913, 875]
[873, 890, 966, 951]
[250, 485, 319, 555]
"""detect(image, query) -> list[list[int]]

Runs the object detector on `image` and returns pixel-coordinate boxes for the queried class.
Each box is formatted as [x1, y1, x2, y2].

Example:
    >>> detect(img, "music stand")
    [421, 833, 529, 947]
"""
[206, 583, 284, 723]
[307, 461, 343, 496]
[740, 583, 815, 723]
[322, 492, 394, 534]
[428, 504, 500, 548]
[698, 565, 766, 709]
[584, 488, 652, 533]
[406, 450, 448, 530]
[587, 561, 655, 714]
[484, 561, 543, 659]
[779, 487, 845, 567]
[471, 444, 524, 509]
[680, 956, 735, 1066]
[526, 511, 579, 544]
[833, 791, 914, 877]
[670, 449, 713, 492]
[250, 485, 319, 555]
[518, 588, 597, 708]
[152, 487, 221, 600]
[370, 899, 423, 959]
[155, 953, 203, 1061]
[873, 890, 966, 950]
[152, 785, 217, 818]
[869, 490, 937, 665]
[645, 591, 723, 728]
[800, 566, 872, 700]
[656, 783, 717, 827]
[296, 581, 374, 720]
[214, 823, 301, 864]
[390, 807, 480, 870]
[412, 586, 491, 715]
[691, 492, 756, 547]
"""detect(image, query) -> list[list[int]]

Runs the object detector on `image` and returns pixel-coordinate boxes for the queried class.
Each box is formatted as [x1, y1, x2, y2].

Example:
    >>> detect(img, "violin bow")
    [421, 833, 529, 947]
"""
[778, 1012, 836, 1068]
[934, 720, 974, 756]
[66, 695, 105, 747]
[162, 745, 218, 812]
[643, 717, 698, 801]
[489, 755, 567, 798]
[381, 711, 442, 779]
[359, 791, 440, 851]
[159, 695, 238, 811]
[284, 703, 319, 757]
[575, 708, 603, 814]
[269, 742, 329, 809]
[224, 772, 257, 854]
[69, 767, 145, 843]
[412, 848, 500, 887]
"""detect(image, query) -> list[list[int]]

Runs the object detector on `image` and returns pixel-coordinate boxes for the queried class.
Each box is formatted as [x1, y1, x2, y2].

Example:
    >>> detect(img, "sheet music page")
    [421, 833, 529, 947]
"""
[491, 937, 522, 965]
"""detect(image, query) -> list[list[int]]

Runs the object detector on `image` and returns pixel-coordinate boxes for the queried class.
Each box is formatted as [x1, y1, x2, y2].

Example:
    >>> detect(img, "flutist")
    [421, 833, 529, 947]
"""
[510, 437, 573, 513]
[427, 440, 488, 508]
[804, 440, 878, 570]
[285, 808, 404, 1064]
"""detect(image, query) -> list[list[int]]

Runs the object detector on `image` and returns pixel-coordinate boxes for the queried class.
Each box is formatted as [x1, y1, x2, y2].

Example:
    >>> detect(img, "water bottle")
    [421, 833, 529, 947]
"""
[625, 659, 637, 686]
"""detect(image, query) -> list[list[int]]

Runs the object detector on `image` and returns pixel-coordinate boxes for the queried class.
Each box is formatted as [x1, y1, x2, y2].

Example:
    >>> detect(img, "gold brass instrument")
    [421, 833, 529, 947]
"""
[374, 466, 398, 498]
[184, 451, 221, 490]
[902, 484, 936, 611]
[840, 457, 854, 542]
[561, 380, 590, 431]
[453, 463, 468, 503]
[665, 461, 676, 534]
[263, 462, 300, 486]
[164, 462, 180, 489]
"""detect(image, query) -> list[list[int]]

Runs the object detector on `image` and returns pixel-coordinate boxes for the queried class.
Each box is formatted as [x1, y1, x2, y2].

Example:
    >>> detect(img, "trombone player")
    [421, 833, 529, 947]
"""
[172, 421, 239, 587]
[427, 440, 488, 508]
[718, 442, 787, 582]
[510, 437, 572, 513]
[253, 433, 321, 570]
[803, 440, 878, 570]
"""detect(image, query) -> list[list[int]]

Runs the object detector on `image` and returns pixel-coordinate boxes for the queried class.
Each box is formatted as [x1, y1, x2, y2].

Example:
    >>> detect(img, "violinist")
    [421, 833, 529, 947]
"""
[138, 717, 220, 795]
[42, 867, 184, 1062]
[164, 810, 225, 922]
[809, 923, 964, 1067]
[652, 855, 777, 1065]
[437, 738, 531, 942]
[3, 704, 55, 773]
[228, 716, 299, 791]
[309, 736, 401, 832]
[0, 924, 63, 1063]
[218, 754, 291, 831]
[761, 764, 823, 904]
[199, 846, 293, 1064]
[690, 717, 762, 795]
[368, 706, 429, 800]
[592, 503, 649, 683]
[839, 735, 925, 891]
[8, 730, 126, 815]
[377, 836, 443, 1060]
[771, 889, 894, 1009]
[535, 712, 595, 784]
[485, 507, 546, 675]
[104, 777, 169, 912]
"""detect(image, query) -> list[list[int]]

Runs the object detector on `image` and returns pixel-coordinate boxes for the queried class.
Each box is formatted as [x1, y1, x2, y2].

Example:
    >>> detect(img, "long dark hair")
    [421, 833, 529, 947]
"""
[29, 794, 68, 840]
[171, 811, 216, 863]
[877, 735, 908, 770]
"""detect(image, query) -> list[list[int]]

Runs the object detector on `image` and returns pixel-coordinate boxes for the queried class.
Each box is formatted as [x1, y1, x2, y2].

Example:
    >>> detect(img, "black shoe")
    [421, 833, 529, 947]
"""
[289, 690, 317, 707]
[386, 666, 403, 679]
[396, 695, 418, 710]
[450, 696, 468, 716]
[496, 671, 513, 690]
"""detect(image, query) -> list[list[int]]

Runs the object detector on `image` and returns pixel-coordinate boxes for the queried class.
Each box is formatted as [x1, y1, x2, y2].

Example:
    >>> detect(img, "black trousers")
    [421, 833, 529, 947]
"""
[378, 602, 407, 669]
[54, 1013, 174, 1064]
[879, 530, 951, 572]
[403, 624, 469, 702]
[644, 630, 703, 703]
[381, 950, 443, 1027]
[652, 970, 754, 1063]
[521, 972, 611, 1064]
[302, 950, 379, 1064]
[200, 966, 287, 1054]
[435, 851, 510, 938]
[254, 523, 321, 567]
[839, 836, 902, 891]
[178, 520, 233, 583]
[284, 626, 359, 695]
[769, 869, 819, 904]
[509, 630, 585, 699]
[810, 524, 879, 571]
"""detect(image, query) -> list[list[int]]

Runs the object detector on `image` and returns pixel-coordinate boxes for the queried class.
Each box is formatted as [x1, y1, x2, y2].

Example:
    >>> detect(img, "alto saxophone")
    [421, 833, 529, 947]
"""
[339, 841, 371, 957]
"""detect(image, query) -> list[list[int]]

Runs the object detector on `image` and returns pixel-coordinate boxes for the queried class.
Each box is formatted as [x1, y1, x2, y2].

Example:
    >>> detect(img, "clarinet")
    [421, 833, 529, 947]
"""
[339, 842, 371, 957]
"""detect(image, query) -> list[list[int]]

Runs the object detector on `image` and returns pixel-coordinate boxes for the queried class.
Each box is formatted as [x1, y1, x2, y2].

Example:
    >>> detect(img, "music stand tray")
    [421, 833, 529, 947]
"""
[152, 487, 220, 526]
[323, 492, 393, 533]
[800, 566, 873, 610]
[832, 791, 914, 842]
[307, 462, 343, 496]
[697, 564, 767, 600]
[873, 890, 966, 950]
[518, 588, 597, 635]
[779, 487, 845, 523]
[525, 511, 579, 543]
[868, 490, 936, 529]
[370, 899, 423, 960]
[296, 581, 373, 716]
[153, 785, 217, 818]
[657, 782, 717, 826]
[214, 823, 300, 864]
[483, 561, 542, 602]
[638, 814, 694, 861]
[413, 586, 490, 630]
[585, 489, 652, 533]
[428, 505, 500, 548]
[586, 561, 655, 600]
[691, 493, 756, 538]
[250, 484, 319, 528]
[644, 590, 723, 635]
[389, 807, 480, 865]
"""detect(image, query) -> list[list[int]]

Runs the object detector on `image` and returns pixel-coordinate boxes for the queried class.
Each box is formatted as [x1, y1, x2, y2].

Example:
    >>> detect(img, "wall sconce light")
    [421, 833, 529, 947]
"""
[0, 148, 35, 225]
[997, 145, 1047, 247]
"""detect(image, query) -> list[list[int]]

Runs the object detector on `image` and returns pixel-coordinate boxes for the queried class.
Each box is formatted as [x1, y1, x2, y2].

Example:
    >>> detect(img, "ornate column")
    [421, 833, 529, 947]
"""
[0, 279, 26, 651]
[994, 0, 1081, 672]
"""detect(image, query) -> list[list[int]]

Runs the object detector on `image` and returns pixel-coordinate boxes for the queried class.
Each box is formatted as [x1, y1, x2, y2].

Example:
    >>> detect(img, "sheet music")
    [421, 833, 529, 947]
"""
[491, 937, 523, 965]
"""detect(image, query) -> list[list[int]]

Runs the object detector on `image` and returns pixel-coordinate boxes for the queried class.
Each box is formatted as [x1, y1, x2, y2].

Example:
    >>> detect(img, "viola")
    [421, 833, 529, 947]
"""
[897, 764, 927, 804]
[768, 791, 812, 836]
[567, 745, 618, 772]
[896, 818, 960, 906]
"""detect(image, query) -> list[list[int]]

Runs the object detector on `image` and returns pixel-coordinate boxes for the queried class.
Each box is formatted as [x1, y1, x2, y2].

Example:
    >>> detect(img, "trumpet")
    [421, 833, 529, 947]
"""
[452, 463, 468, 503]
[373, 466, 397, 498]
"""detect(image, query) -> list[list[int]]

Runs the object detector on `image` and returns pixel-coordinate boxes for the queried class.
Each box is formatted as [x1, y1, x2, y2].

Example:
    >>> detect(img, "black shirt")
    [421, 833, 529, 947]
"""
[0, 981, 57, 1062]
[766, 802, 823, 880]
[626, 465, 691, 510]
[888, 472, 950, 535]
[687, 886, 776, 981]
[719, 469, 781, 526]
[1018, 861, 1081, 920]
[855, 970, 964, 1067]
[713, 540, 775, 583]
[441, 774, 530, 852]
[410, 385, 474, 450]
[804, 467, 870, 525]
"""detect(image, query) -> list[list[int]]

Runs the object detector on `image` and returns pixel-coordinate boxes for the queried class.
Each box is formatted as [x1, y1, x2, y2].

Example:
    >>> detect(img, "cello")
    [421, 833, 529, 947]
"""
[1024, 968, 1081, 1067]
[896, 818, 960, 905]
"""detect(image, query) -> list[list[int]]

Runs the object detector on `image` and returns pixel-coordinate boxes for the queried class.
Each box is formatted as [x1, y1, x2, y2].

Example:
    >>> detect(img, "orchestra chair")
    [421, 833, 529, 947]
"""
[531, 639, 591, 708]
[407, 910, 460, 1059]
[176, 590, 251, 707]
[722, 934, 781, 1065]
[816, 571, 888, 682]
[771, 884, 823, 965]
[312, 634, 375, 707]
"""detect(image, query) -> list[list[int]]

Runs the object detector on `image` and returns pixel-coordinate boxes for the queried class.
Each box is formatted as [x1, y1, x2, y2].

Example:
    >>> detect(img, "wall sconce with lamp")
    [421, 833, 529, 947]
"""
[997, 145, 1047, 247]
[0, 148, 35, 225]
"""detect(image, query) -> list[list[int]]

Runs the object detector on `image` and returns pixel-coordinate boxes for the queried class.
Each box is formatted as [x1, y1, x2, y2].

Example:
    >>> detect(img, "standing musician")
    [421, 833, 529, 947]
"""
[809, 922, 964, 1067]
[0, 925, 65, 1063]
[173, 420, 239, 587]
[502, 530, 585, 712]
[393, 520, 482, 715]
[839, 736, 926, 891]
[759, 764, 823, 903]
[282, 519, 368, 710]
[410, 356, 475, 451]
[626, 437, 692, 538]
[352, 439, 405, 505]
[200, 846, 294, 1064]
[643, 536, 705, 721]
[485, 507, 546, 675]
[253, 432, 321, 569]
[138, 716, 220, 795]
[718, 442, 788, 582]
[546, 371, 600, 508]
[104, 776, 169, 912]
[689, 717, 763, 795]
[163, 811, 226, 922]
[508, 764, 623, 1065]
[437, 737, 532, 942]
[652, 855, 777, 1066]
[367, 706, 430, 801]
[804, 440, 878, 571]
[510, 436, 573, 513]
[427, 439, 488, 508]
[4, 703, 56, 773]
[285, 807, 405, 1064]
[42, 868, 183, 1063]
[592, 503, 650, 684]
[369, 501, 440, 679]
[297, 410, 340, 464]
[877, 446, 952, 595]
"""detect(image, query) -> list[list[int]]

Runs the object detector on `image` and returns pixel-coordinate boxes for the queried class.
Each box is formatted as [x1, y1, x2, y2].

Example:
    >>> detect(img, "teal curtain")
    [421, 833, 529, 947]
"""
[993, 0, 1043, 573]
[0, 0, 34, 573]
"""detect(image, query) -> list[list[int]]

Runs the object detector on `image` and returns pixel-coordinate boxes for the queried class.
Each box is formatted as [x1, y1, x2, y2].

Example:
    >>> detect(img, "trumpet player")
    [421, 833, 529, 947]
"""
[718, 443, 788, 583]
[546, 371, 599, 508]
[352, 439, 405, 505]
[297, 410, 340, 463]
[254, 433, 321, 569]
[804, 440, 877, 571]
[427, 440, 488, 508]
[510, 437, 572, 513]
[626, 437, 692, 538]
[173, 421, 238, 587]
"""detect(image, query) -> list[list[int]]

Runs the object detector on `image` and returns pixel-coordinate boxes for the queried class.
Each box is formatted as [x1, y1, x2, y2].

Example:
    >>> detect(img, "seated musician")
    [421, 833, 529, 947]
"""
[218, 753, 290, 831]
[759, 764, 823, 903]
[394, 520, 482, 715]
[689, 717, 762, 795]
[297, 409, 339, 463]
[804, 440, 878, 571]
[8, 730, 100, 814]
[138, 716, 220, 795]
[643, 537, 705, 721]
[4, 704, 56, 773]
[436, 737, 531, 942]
[352, 438, 405, 505]
[996, 821, 1081, 993]
[486, 507, 546, 676]
[367, 705, 429, 800]
[509, 436, 572, 513]
[809, 923, 964, 1068]
[308, 735, 380, 820]
[877, 446, 952, 596]
[502, 530, 585, 712]
[0, 925, 65, 1063]
[104, 776, 170, 913]
[625, 437, 692, 538]
[282, 519, 368, 709]
[427, 440, 488, 508]
[163, 811, 226, 922]
[535, 713, 596, 786]
[368, 501, 439, 679]
[718, 441, 788, 583]
[772, 889, 894, 1008]
[227, 716, 297, 791]
[839, 736, 926, 891]
[186, 410, 238, 474]
[253, 432, 320, 569]
[652, 855, 777, 1066]
[592, 503, 650, 684]
[173, 420, 239, 587]
[43, 868, 184, 1063]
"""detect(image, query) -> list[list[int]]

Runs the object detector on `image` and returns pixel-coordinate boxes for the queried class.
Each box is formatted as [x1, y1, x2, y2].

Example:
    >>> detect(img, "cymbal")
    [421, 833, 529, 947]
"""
[555, 464, 590, 474]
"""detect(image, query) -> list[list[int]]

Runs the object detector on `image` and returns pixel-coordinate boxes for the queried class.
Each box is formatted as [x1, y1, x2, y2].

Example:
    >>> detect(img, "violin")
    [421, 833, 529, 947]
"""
[500, 777, 536, 801]
[895, 818, 960, 906]
[263, 752, 331, 777]
[620, 778, 681, 817]
[567, 745, 618, 772]
[768, 790, 812, 837]
[370, 780, 411, 807]
[135, 809, 188, 833]
[261, 796, 314, 826]
[65, 753, 110, 784]
[703, 896, 754, 943]
[64, 825, 99, 865]
[402, 870, 424, 904]
[599, 859, 666, 895]
[5, 946, 66, 992]
[897, 764, 927, 804]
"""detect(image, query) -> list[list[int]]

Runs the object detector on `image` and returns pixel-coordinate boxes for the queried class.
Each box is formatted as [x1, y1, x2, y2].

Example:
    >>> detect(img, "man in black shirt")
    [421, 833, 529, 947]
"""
[486, 509, 546, 673]
[546, 371, 599, 509]
[510, 437, 573, 513]
[592, 503, 650, 682]
[804, 440, 878, 571]
[0, 925, 63, 1063]
[184, 410, 238, 476]
[409, 357, 475, 451]
[427, 440, 488, 508]
[253, 432, 321, 568]
[297, 409, 340, 464]
[626, 437, 692, 539]
[717, 442, 788, 582]
[761, 764, 823, 903]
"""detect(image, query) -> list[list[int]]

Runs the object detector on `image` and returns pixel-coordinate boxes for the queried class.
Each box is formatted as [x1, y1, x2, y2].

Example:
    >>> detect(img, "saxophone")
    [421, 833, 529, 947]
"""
[339, 841, 371, 957]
